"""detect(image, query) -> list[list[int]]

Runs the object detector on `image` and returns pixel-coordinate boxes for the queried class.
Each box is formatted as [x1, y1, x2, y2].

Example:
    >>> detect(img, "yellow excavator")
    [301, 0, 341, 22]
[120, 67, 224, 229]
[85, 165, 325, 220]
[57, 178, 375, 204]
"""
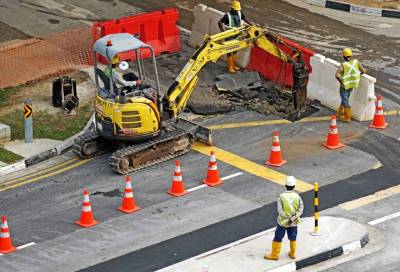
[73, 25, 309, 174]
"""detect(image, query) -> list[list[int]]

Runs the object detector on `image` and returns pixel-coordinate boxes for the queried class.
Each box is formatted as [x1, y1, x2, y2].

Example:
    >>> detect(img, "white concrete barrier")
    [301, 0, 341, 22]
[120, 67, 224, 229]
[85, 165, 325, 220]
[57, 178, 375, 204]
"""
[307, 54, 376, 121]
[189, 4, 251, 68]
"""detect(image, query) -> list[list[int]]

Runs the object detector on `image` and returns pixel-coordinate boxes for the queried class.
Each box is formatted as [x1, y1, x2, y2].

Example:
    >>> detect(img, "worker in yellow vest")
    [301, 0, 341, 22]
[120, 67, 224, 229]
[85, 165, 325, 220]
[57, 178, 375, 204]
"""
[265, 176, 304, 260]
[335, 48, 366, 122]
[218, 1, 252, 73]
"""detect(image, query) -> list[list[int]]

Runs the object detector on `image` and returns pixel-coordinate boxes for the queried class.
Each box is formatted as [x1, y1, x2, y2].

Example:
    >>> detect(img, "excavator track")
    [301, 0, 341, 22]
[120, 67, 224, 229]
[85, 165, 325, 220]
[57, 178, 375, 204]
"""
[109, 128, 192, 175]
[72, 130, 103, 159]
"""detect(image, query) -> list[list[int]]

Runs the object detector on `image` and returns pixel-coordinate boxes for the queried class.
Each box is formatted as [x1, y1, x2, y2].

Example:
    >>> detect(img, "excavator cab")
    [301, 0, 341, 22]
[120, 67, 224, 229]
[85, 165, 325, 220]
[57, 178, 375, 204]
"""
[92, 33, 162, 142]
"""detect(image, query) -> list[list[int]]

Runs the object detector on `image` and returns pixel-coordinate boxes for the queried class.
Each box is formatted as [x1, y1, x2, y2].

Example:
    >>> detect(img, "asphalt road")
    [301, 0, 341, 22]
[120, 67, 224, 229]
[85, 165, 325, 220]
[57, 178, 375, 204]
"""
[79, 129, 400, 271]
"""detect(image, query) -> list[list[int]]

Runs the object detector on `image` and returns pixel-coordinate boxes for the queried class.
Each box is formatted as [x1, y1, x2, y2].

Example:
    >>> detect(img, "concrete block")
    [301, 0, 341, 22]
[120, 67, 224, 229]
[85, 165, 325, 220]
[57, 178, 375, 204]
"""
[189, 4, 251, 68]
[307, 55, 376, 121]
[305, 0, 327, 7]
[0, 122, 11, 143]
[350, 5, 382, 16]
[0, 161, 26, 176]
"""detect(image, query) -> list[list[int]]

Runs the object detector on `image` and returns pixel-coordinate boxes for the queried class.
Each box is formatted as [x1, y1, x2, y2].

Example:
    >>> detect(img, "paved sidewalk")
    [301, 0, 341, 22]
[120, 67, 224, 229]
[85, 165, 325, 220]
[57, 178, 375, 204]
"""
[3, 139, 62, 158]
[158, 216, 368, 272]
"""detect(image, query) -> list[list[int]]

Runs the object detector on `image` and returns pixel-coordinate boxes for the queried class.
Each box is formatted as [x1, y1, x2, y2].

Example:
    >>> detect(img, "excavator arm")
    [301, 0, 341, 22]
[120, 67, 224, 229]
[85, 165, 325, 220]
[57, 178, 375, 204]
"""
[163, 25, 309, 120]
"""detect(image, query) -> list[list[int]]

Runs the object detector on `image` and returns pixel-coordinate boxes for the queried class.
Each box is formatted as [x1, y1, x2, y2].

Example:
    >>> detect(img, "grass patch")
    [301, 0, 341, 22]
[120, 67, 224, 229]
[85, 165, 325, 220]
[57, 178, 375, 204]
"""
[0, 87, 22, 108]
[0, 147, 24, 164]
[0, 104, 93, 141]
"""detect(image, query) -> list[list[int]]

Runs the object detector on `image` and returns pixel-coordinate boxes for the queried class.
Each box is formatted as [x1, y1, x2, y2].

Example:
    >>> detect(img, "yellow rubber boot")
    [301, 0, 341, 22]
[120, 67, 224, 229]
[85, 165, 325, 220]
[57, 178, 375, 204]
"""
[264, 241, 282, 260]
[341, 107, 352, 122]
[232, 55, 241, 71]
[288, 240, 296, 259]
[336, 105, 344, 118]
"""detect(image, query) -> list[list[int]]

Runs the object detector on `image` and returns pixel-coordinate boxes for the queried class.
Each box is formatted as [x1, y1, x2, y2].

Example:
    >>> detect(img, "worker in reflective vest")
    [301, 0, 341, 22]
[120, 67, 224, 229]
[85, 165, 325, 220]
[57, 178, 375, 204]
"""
[218, 1, 252, 73]
[265, 176, 304, 261]
[335, 48, 366, 122]
[104, 55, 142, 90]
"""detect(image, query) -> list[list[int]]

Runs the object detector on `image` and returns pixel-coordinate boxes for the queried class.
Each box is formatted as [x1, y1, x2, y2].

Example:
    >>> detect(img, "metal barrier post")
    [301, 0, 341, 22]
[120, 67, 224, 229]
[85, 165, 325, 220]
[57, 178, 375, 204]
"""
[311, 182, 320, 236]
[24, 98, 33, 143]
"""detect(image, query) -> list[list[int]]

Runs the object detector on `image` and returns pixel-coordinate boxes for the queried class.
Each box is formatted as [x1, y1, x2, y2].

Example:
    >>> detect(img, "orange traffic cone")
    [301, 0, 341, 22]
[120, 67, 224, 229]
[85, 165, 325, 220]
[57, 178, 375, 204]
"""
[118, 176, 141, 213]
[75, 190, 99, 228]
[203, 151, 223, 187]
[266, 130, 287, 167]
[167, 160, 188, 197]
[369, 96, 388, 129]
[0, 216, 16, 254]
[322, 115, 345, 150]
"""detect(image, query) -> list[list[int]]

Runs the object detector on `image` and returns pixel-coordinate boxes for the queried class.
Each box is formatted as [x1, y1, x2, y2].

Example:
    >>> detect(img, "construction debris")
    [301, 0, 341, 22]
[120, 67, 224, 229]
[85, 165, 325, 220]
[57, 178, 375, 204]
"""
[215, 71, 262, 92]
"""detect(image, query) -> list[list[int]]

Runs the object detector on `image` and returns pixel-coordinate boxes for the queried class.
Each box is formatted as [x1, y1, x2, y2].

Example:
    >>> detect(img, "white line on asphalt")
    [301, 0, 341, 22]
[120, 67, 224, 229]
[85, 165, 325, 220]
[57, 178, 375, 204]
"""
[368, 211, 400, 226]
[0, 242, 35, 256]
[186, 172, 244, 193]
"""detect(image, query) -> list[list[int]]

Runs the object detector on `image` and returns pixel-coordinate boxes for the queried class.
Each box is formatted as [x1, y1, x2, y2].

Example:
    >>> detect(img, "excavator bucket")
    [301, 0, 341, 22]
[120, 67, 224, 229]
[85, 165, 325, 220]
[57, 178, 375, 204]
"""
[173, 118, 213, 145]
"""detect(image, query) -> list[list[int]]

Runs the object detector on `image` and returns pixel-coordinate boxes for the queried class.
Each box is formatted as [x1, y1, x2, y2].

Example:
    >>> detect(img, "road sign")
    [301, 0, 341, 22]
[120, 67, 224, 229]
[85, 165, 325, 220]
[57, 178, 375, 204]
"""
[24, 104, 32, 118]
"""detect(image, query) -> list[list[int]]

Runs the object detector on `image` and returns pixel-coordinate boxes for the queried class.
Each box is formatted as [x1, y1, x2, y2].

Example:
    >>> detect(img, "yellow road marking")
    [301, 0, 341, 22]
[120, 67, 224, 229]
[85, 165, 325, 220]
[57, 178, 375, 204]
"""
[193, 142, 313, 192]
[339, 184, 400, 210]
[0, 158, 92, 192]
[0, 157, 79, 186]
[208, 110, 400, 130]
[207, 116, 331, 130]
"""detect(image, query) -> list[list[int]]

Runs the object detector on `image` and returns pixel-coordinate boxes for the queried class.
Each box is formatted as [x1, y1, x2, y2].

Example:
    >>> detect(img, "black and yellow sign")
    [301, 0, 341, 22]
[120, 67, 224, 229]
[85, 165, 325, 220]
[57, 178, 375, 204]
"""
[24, 104, 32, 118]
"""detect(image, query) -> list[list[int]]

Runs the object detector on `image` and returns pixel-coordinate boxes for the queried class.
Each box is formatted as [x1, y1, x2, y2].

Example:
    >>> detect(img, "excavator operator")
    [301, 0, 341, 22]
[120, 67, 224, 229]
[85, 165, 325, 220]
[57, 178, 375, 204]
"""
[218, 0, 252, 73]
[104, 55, 143, 91]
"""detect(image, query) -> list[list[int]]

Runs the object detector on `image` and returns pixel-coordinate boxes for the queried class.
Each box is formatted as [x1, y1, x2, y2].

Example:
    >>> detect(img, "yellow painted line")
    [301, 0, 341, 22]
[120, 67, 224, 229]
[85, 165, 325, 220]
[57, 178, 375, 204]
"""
[0, 158, 92, 192]
[340, 184, 400, 210]
[0, 157, 79, 186]
[207, 116, 331, 130]
[207, 110, 400, 130]
[384, 110, 400, 116]
[192, 142, 314, 192]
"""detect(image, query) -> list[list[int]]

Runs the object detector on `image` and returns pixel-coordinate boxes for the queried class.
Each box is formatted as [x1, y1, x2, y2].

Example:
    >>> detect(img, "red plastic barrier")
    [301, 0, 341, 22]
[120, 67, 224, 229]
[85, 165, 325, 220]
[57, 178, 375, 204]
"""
[247, 37, 315, 88]
[93, 8, 181, 63]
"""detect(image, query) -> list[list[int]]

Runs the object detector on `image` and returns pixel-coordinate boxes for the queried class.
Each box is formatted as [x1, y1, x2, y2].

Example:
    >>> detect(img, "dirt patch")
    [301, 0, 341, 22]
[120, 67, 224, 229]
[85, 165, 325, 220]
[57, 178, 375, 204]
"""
[340, 0, 400, 9]
[0, 21, 30, 43]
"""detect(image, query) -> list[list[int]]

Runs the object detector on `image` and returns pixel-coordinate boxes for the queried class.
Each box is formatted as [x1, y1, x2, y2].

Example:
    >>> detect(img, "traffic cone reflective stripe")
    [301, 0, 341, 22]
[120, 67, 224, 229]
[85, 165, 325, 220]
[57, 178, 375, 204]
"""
[266, 130, 286, 167]
[369, 96, 388, 129]
[203, 151, 223, 187]
[75, 190, 99, 228]
[167, 160, 188, 197]
[322, 115, 345, 150]
[118, 176, 141, 213]
[0, 216, 16, 254]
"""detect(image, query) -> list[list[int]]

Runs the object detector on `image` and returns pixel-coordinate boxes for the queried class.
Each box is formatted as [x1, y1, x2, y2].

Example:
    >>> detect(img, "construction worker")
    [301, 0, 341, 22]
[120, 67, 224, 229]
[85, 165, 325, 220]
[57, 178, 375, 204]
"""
[335, 48, 366, 122]
[104, 55, 142, 90]
[218, 1, 252, 73]
[265, 176, 304, 261]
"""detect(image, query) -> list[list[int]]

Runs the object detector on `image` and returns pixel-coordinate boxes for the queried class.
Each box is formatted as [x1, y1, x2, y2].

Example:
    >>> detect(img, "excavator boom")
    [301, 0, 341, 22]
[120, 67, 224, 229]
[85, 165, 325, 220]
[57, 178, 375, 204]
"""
[163, 25, 309, 120]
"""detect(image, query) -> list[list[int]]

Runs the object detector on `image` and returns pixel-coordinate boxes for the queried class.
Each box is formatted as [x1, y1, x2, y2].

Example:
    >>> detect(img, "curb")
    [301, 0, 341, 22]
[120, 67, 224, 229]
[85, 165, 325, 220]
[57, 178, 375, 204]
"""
[305, 0, 400, 18]
[0, 113, 95, 177]
[270, 233, 369, 271]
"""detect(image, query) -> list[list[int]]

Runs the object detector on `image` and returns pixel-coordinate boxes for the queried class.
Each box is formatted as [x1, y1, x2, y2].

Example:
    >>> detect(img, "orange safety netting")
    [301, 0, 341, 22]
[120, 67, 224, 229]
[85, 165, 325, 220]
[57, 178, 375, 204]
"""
[0, 27, 93, 89]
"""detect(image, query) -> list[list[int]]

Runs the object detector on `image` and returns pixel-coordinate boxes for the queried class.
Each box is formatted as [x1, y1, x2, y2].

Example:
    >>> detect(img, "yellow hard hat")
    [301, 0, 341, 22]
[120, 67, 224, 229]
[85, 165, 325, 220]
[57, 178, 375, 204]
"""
[111, 55, 120, 65]
[231, 0, 241, 11]
[342, 48, 353, 57]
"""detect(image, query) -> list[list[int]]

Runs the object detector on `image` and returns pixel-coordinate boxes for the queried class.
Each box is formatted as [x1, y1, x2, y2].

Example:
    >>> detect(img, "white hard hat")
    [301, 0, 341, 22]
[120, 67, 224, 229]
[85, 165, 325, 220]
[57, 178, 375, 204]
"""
[285, 176, 296, 187]
[119, 61, 129, 71]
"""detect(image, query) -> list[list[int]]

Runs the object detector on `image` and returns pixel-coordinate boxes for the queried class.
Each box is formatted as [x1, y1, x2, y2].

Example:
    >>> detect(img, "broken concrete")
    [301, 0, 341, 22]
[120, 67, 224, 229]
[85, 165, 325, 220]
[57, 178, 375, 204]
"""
[215, 71, 262, 92]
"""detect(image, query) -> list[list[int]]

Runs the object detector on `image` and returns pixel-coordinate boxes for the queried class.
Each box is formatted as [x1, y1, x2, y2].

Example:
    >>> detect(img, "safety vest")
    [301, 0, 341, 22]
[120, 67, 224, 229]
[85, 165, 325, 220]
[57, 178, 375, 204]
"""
[342, 59, 361, 90]
[278, 192, 301, 227]
[104, 66, 112, 79]
[226, 11, 243, 28]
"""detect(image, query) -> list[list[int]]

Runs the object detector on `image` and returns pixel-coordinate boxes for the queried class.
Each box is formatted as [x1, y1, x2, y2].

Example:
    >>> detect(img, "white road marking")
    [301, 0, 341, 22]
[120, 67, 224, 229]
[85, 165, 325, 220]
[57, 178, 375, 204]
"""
[0, 242, 35, 256]
[186, 172, 244, 193]
[368, 211, 400, 226]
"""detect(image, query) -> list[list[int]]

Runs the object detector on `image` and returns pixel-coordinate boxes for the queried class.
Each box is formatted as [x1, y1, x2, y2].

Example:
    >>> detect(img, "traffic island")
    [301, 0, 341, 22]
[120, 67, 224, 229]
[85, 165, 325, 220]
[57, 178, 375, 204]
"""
[159, 216, 368, 272]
